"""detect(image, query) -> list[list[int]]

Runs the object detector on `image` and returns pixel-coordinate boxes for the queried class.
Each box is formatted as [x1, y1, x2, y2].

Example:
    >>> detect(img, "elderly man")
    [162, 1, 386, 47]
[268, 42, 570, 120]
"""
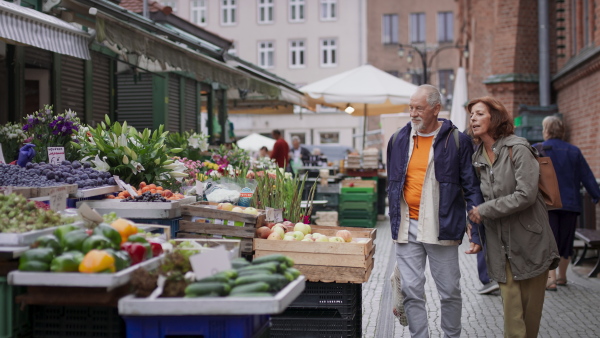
[290, 136, 311, 166]
[386, 84, 483, 337]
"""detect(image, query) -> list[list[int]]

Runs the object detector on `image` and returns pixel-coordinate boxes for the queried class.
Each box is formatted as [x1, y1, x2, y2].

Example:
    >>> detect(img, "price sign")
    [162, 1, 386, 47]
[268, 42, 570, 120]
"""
[47, 147, 65, 165]
[0, 186, 13, 196]
[266, 207, 284, 222]
[0, 143, 5, 164]
[189, 245, 231, 280]
[195, 180, 204, 197]
[113, 175, 126, 190]
[125, 184, 139, 197]
[49, 192, 67, 211]
[78, 203, 104, 224]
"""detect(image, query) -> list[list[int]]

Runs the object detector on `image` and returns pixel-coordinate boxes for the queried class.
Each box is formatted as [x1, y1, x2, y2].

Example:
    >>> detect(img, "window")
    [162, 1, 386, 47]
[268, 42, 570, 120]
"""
[410, 13, 426, 43]
[190, 0, 207, 26]
[289, 40, 306, 68]
[382, 14, 398, 44]
[258, 0, 274, 24]
[289, 0, 305, 22]
[320, 39, 337, 67]
[320, 132, 339, 144]
[258, 41, 275, 68]
[438, 69, 454, 100]
[437, 12, 453, 43]
[320, 0, 337, 21]
[221, 0, 236, 25]
[163, 0, 178, 13]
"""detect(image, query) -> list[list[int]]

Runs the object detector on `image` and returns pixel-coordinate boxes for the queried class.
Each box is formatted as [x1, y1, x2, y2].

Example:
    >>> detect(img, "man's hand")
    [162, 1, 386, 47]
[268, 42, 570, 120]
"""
[465, 242, 482, 254]
[466, 222, 473, 241]
[468, 206, 482, 224]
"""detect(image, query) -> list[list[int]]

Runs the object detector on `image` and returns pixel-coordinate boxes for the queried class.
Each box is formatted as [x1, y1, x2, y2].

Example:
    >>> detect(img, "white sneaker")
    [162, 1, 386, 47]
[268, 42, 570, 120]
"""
[478, 281, 499, 294]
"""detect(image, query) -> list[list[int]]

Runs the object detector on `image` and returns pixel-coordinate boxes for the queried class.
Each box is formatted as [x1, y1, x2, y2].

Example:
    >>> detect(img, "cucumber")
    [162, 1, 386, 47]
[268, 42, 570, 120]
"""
[283, 271, 295, 282]
[185, 282, 231, 297]
[229, 292, 274, 297]
[196, 275, 231, 284]
[231, 257, 251, 269]
[214, 269, 238, 279]
[238, 262, 279, 273]
[235, 274, 290, 291]
[286, 268, 301, 279]
[230, 282, 270, 295]
[252, 254, 294, 266]
[237, 269, 273, 277]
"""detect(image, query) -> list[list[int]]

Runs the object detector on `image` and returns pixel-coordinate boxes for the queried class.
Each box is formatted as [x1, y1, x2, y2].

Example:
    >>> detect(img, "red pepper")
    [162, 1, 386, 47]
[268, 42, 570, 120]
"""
[121, 242, 146, 265]
[149, 242, 163, 257]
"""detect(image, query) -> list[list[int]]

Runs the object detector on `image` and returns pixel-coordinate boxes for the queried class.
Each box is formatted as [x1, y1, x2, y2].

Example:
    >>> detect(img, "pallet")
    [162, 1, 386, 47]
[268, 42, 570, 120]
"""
[181, 202, 265, 226]
[295, 258, 374, 284]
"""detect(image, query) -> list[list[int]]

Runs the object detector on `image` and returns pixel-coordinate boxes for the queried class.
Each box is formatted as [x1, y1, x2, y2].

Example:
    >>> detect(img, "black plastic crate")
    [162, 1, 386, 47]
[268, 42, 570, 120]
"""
[31, 305, 125, 338]
[270, 309, 359, 338]
[289, 282, 361, 319]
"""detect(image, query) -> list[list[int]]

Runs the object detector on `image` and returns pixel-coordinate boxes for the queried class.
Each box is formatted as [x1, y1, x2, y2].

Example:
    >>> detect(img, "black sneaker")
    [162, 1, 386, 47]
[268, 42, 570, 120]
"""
[478, 281, 499, 294]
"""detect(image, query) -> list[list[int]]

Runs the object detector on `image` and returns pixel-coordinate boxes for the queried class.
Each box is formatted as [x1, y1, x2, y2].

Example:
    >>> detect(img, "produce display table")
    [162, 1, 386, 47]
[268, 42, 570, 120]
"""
[77, 196, 196, 219]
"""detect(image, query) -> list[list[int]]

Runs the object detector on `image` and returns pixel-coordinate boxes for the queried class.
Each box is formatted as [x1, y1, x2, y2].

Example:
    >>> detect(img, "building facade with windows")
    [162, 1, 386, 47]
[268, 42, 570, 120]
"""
[367, 0, 462, 107]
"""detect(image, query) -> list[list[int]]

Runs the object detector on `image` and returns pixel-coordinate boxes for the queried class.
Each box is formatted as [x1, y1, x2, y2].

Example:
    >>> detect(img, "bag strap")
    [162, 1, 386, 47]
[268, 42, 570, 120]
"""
[392, 128, 402, 145]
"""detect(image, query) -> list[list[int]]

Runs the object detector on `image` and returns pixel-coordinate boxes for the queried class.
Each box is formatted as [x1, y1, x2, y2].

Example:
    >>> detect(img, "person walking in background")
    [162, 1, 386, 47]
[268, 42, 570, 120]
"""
[467, 97, 560, 338]
[387, 85, 484, 338]
[270, 130, 289, 168]
[288, 136, 310, 173]
[533, 116, 600, 290]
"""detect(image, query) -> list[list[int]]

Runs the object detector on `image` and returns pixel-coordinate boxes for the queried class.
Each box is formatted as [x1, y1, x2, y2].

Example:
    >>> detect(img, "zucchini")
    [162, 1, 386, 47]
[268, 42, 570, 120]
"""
[237, 269, 273, 277]
[230, 282, 270, 295]
[185, 282, 231, 297]
[238, 262, 279, 273]
[235, 274, 290, 291]
[231, 257, 251, 269]
[252, 254, 294, 266]
[229, 292, 274, 297]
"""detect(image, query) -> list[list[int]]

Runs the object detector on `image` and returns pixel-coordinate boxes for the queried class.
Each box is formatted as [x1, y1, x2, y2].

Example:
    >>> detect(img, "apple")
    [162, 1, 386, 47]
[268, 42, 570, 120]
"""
[315, 236, 329, 242]
[274, 223, 284, 228]
[272, 226, 285, 239]
[336, 230, 353, 243]
[265, 222, 276, 229]
[312, 233, 323, 238]
[283, 235, 296, 241]
[294, 223, 312, 235]
[231, 206, 244, 213]
[290, 231, 305, 241]
[256, 226, 271, 239]
[282, 221, 293, 227]
[301, 238, 313, 242]
[267, 232, 282, 240]
[304, 234, 313, 241]
[243, 207, 259, 215]
[217, 202, 234, 211]
[329, 237, 345, 243]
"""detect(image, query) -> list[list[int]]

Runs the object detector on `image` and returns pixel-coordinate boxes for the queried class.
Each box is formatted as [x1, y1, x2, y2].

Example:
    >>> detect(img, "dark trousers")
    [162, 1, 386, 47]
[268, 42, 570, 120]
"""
[477, 229, 490, 285]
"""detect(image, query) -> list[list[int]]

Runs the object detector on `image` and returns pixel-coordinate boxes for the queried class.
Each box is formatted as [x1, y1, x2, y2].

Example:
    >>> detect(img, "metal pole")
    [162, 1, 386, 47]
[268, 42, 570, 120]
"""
[143, 0, 149, 19]
[538, 0, 550, 106]
[422, 48, 428, 84]
[362, 104, 367, 150]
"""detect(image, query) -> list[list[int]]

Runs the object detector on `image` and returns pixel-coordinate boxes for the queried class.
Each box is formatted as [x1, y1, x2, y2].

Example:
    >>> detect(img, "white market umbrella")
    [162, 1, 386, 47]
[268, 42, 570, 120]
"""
[236, 133, 276, 152]
[450, 67, 469, 132]
[300, 64, 418, 149]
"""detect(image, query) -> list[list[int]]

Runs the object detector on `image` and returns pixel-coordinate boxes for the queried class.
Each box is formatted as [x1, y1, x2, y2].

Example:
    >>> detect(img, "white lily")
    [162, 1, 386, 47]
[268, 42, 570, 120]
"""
[117, 134, 128, 147]
[209, 170, 222, 178]
[130, 160, 145, 175]
[168, 171, 188, 182]
[284, 172, 293, 180]
[227, 164, 235, 176]
[187, 134, 200, 149]
[90, 154, 110, 172]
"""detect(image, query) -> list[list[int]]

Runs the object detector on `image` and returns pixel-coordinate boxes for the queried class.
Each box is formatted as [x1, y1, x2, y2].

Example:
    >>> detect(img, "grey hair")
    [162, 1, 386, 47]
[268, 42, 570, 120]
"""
[415, 84, 442, 108]
[291, 136, 301, 142]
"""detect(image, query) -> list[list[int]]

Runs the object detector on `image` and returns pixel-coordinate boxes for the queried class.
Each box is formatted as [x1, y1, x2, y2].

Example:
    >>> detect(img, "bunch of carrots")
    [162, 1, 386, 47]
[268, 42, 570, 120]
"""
[107, 182, 185, 200]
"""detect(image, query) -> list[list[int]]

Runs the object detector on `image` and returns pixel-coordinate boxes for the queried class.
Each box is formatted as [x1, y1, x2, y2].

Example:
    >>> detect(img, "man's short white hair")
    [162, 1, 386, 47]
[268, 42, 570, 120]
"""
[413, 84, 442, 108]
[292, 136, 301, 143]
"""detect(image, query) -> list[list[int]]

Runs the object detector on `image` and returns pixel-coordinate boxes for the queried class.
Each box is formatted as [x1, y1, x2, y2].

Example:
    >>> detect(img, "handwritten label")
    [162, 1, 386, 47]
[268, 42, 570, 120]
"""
[78, 203, 105, 223]
[0, 143, 5, 164]
[113, 175, 126, 190]
[49, 191, 67, 211]
[125, 184, 139, 197]
[189, 245, 231, 280]
[266, 207, 284, 222]
[47, 147, 65, 165]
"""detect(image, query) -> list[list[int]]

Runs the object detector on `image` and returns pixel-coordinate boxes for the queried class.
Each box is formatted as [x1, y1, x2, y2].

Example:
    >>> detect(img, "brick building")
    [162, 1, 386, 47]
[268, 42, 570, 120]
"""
[457, 0, 600, 174]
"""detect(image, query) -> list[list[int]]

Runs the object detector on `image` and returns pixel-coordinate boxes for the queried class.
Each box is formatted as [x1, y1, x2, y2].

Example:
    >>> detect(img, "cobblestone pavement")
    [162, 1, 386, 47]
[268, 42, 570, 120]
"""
[362, 217, 600, 337]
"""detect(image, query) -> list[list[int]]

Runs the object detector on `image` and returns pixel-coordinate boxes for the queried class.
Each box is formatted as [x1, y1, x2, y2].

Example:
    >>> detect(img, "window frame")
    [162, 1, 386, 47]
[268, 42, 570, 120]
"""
[437, 11, 453, 43]
[190, 0, 207, 26]
[258, 0, 274, 24]
[221, 0, 237, 26]
[289, 39, 306, 69]
[382, 14, 399, 45]
[258, 41, 275, 69]
[320, 0, 337, 21]
[320, 38, 338, 68]
[409, 12, 426, 43]
[319, 131, 340, 144]
[289, 0, 305, 23]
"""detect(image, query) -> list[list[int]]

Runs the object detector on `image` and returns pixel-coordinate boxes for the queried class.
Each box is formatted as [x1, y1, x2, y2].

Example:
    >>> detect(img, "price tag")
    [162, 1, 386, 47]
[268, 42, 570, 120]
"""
[265, 207, 275, 222]
[49, 191, 67, 211]
[189, 245, 231, 280]
[78, 203, 105, 224]
[125, 184, 139, 197]
[195, 180, 204, 197]
[113, 175, 126, 190]
[47, 147, 65, 165]
[0, 143, 5, 164]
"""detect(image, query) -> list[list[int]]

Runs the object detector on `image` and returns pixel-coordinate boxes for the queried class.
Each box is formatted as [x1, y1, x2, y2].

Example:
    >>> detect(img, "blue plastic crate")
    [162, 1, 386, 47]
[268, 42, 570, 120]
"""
[67, 194, 106, 208]
[129, 218, 181, 239]
[31, 305, 123, 338]
[123, 314, 269, 338]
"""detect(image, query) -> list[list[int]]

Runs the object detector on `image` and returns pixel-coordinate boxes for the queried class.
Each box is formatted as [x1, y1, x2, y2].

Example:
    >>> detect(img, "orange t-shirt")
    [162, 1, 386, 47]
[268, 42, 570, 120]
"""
[404, 135, 434, 219]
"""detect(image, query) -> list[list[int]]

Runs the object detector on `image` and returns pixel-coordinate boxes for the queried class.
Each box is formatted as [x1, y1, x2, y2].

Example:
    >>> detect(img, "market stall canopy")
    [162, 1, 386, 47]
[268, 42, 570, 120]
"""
[299, 64, 418, 116]
[0, 0, 91, 59]
[236, 133, 276, 152]
[449, 67, 468, 132]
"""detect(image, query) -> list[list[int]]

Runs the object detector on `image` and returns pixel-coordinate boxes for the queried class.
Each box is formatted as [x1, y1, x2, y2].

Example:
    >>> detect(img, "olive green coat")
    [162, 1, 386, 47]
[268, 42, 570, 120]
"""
[473, 135, 559, 282]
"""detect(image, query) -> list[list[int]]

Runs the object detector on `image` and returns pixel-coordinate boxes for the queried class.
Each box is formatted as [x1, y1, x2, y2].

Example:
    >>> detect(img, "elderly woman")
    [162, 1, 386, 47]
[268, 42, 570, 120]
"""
[467, 97, 559, 338]
[533, 116, 600, 290]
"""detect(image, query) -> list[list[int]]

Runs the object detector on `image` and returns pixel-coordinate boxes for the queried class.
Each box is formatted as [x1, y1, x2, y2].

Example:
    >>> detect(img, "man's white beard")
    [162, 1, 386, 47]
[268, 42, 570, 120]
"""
[411, 120, 424, 131]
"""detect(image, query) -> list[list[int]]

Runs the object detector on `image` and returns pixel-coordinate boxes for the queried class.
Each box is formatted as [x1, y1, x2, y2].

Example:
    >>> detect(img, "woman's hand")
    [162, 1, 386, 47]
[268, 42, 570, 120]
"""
[468, 206, 482, 224]
[465, 242, 482, 254]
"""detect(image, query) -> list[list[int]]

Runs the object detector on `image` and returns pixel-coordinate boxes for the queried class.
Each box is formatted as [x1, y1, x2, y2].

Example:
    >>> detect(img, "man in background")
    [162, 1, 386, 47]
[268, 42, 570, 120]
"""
[270, 130, 289, 168]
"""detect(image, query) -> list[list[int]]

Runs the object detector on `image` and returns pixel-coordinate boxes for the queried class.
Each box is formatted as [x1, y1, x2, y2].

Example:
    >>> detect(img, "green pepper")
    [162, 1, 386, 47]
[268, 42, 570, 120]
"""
[32, 234, 62, 255]
[53, 224, 79, 243]
[64, 250, 85, 263]
[105, 249, 132, 271]
[81, 235, 113, 254]
[127, 234, 152, 259]
[93, 223, 122, 250]
[18, 248, 55, 271]
[61, 230, 90, 252]
[50, 252, 82, 272]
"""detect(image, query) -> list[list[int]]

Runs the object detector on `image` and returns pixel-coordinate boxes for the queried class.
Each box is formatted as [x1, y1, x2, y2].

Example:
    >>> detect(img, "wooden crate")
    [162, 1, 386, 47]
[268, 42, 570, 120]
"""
[341, 179, 377, 191]
[176, 230, 253, 254]
[254, 226, 376, 283]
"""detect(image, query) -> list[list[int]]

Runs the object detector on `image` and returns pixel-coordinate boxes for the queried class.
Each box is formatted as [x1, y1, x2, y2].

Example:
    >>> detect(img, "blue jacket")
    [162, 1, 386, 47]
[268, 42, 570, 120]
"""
[386, 119, 484, 244]
[533, 138, 600, 213]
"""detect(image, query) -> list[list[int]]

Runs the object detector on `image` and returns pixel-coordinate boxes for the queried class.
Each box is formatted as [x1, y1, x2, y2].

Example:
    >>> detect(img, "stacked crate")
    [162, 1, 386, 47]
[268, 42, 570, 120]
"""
[339, 181, 377, 228]
[345, 154, 361, 169]
[362, 148, 379, 169]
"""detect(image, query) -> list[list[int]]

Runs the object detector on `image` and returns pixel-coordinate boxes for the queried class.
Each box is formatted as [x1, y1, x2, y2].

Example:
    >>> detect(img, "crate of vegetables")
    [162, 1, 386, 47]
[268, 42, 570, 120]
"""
[253, 223, 376, 283]
[8, 218, 164, 290]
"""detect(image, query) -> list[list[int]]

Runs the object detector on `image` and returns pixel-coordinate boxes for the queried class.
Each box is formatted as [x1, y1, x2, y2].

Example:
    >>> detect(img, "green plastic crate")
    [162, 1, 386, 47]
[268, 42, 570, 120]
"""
[315, 192, 339, 207]
[341, 187, 374, 194]
[339, 218, 377, 228]
[340, 193, 377, 203]
[340, 209, 377, 220]
[339, 201, 377, 213]
[0, 277, 29, 338]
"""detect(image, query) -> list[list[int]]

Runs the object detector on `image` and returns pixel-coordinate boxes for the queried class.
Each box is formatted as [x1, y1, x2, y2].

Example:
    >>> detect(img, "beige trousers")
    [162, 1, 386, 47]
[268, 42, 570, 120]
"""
[498, 262, 548, 338]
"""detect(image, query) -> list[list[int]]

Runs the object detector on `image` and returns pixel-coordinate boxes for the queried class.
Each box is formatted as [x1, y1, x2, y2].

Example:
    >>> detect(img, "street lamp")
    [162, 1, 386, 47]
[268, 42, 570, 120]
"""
[397, 43, 469, 85]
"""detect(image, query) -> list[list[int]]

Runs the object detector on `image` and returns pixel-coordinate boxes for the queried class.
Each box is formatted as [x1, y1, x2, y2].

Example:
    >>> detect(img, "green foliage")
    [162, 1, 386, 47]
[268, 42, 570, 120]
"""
[165, 130, 208, 161]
